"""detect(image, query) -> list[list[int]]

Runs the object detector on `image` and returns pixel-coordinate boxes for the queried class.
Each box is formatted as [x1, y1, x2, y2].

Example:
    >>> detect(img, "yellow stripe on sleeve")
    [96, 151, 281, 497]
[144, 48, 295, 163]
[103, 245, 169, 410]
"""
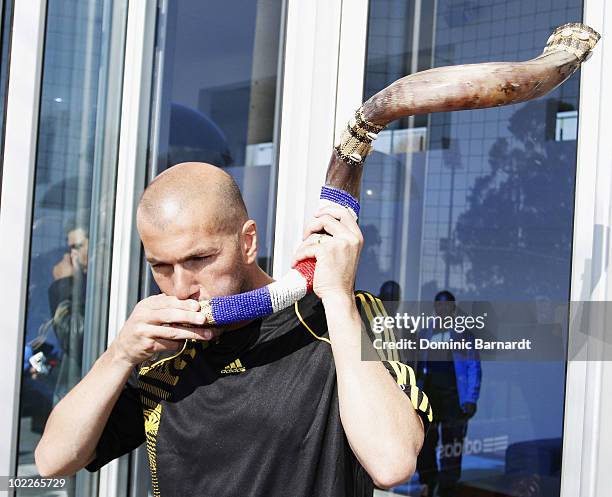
[364, 292, 400, 362]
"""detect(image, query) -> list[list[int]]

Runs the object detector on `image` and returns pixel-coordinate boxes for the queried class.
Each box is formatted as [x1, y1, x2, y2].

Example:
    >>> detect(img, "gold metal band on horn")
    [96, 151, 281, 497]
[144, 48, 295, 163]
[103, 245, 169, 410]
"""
[199, 300, 216, 325]
[334, 107, 386, 166]
[542, 23, 601, 62]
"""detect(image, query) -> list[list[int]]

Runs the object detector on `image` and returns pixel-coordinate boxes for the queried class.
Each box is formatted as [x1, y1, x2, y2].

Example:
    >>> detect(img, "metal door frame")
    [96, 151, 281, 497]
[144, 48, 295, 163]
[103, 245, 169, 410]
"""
[0, 0, 46, 488]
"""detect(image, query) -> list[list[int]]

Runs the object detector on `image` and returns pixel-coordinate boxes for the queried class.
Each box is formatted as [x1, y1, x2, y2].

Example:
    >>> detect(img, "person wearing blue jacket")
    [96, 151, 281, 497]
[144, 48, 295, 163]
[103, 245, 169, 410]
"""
[416, 290, 482, 497]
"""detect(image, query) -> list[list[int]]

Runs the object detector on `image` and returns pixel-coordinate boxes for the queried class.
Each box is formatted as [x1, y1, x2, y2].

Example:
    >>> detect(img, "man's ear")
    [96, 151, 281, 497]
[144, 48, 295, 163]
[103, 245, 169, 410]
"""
[240, 220, 258, 264]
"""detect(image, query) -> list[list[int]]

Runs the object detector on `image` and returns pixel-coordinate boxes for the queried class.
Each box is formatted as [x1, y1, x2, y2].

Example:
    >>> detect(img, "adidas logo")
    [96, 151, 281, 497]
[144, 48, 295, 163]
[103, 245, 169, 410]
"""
[221, 358, 246, 374]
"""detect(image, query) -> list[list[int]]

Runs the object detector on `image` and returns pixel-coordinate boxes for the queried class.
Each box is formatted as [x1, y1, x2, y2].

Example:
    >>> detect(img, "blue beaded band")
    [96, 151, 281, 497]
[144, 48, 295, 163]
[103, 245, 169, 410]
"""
[210, 286, 273, 324]
[320, 186, 361, 218]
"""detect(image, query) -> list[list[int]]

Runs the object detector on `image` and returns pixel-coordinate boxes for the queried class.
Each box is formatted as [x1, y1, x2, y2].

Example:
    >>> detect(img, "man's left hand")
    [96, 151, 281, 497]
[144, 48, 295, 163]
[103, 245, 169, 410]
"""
[291, 204, 363, 302]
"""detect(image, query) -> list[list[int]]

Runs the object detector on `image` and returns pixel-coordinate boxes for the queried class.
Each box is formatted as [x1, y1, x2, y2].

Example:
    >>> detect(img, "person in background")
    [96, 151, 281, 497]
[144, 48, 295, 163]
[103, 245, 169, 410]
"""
[47, 216, 89, 402]
[20, 342, 58, 433]
[416, 290, 482, 497]
[379, 280, 401, 316]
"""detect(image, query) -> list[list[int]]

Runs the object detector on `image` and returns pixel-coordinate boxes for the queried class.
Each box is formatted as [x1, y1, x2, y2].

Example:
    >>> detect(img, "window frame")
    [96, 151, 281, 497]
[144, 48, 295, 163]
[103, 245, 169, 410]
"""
[561, 0, 612, 496]
[0, 0, 46, 484]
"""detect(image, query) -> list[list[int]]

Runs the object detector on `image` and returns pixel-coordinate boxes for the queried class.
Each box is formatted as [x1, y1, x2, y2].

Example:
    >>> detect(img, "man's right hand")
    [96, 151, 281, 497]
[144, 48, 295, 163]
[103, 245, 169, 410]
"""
[110, 294, 218, 366]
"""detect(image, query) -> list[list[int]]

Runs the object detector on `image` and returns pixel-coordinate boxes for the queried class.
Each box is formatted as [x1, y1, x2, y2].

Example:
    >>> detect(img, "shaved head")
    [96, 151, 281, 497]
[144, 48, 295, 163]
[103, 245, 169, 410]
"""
[135, 161, 272, 303]
[137, 162, 248, 235]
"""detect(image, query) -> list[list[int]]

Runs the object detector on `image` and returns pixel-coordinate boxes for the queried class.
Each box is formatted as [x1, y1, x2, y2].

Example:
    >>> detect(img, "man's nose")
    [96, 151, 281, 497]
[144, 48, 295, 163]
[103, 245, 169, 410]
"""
[173, 266, 197, 300]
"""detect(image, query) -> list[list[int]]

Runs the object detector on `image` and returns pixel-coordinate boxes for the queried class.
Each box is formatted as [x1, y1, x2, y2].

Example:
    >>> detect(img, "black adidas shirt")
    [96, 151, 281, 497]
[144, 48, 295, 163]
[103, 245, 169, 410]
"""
[86, 291, 432, 497]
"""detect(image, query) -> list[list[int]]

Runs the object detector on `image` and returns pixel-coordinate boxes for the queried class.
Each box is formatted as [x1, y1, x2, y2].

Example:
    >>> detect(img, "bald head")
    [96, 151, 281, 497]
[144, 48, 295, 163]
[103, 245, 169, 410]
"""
[137, 162, 248, 235]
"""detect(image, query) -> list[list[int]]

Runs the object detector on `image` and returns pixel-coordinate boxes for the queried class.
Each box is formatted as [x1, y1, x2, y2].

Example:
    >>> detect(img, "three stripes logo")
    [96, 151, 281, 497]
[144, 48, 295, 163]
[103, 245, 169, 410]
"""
[438, 434, 509, 459]
[221, 358, 246, 374]
[482, 435, 509, 454]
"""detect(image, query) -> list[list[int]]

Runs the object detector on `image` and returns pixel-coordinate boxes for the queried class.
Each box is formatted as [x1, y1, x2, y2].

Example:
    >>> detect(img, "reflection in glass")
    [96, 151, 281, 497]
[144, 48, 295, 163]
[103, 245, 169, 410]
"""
[148, 0, 284, 275]
[17, 1, 127, 496]
[0, 0, 13, 196]
[361, 1, 582, 496]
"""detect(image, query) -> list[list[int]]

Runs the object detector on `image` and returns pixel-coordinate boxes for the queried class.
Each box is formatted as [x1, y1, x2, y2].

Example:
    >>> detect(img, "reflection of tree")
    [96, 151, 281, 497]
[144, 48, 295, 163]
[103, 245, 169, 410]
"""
[453, 100, 576, 299]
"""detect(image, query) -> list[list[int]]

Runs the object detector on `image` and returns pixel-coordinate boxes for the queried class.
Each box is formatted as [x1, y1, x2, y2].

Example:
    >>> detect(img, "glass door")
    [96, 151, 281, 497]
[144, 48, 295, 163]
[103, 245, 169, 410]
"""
[146, 0, 286, 276]
[15, 1, 127, 496]
[0, 0, 12, 202]
[359, 1, 583, 496]
[129, 1, 286, 494]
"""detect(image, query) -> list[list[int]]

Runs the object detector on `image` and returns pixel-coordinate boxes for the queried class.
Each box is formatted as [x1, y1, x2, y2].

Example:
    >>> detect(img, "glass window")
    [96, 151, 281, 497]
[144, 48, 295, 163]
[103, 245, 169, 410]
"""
[147, 0, 284, 276]
[130, 2, 285, 493]
[361, 1, 582, 496]
[16, 1, 127, 495]
[0, 0, 13, 201]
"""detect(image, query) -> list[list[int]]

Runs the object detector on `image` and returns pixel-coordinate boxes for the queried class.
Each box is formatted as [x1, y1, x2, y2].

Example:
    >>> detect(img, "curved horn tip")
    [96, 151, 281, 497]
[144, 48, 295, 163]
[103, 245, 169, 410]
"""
[543, 22, 601, 61]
